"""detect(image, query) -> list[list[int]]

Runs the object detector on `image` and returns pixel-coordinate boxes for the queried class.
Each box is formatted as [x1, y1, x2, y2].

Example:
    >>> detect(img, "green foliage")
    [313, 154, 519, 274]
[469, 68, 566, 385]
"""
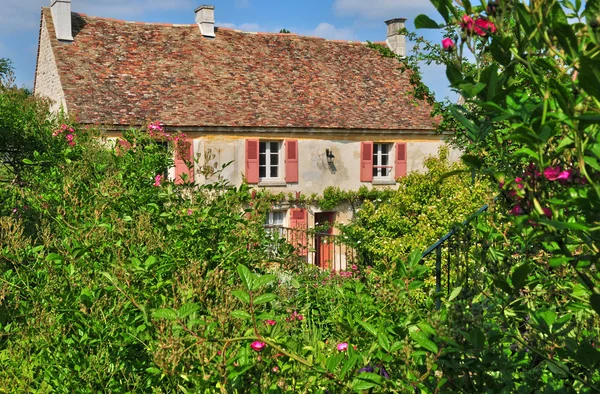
[342, 148, 490, 268]
[413, 0, 600, 391]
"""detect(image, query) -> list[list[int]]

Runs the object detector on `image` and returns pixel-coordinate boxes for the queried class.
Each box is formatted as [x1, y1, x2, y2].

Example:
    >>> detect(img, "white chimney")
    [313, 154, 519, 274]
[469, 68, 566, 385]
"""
[385, 18, 407, 57]
[51, 0, 73, 41]
[195, 5, 215, 38]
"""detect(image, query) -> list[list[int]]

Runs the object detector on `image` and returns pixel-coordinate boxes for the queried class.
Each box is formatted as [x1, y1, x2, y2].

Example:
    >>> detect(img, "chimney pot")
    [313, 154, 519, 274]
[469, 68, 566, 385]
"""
[195, 5, 215, 38]
[51, 0, 73, 41]
[385, 18, 407, 57]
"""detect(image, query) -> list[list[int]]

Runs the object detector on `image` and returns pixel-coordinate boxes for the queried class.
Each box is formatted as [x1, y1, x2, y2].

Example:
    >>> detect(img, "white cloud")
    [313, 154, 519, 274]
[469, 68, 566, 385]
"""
[216, 22, 262, 32]
[333, 0, 436, 20]
[308, 23, 356, 40]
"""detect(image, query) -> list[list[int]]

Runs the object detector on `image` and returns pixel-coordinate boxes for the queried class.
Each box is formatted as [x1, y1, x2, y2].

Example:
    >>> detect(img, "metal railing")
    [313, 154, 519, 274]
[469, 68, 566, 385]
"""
[420, 203, 492, 309]
[263, 226, 363, 271]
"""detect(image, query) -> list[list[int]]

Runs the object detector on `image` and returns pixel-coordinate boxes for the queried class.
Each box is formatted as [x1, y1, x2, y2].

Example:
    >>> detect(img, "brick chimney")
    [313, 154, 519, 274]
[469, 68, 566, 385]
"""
[51, 0, 73, 41]
[385, 18, 407, 57]
[195, 5, 215, 38]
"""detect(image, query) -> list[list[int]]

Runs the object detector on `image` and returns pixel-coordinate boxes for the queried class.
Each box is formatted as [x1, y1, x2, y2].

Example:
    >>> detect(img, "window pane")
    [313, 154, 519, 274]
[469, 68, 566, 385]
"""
[381, 144, 389, 154]
[259, 153, 266, 166]
[381, 153, 389, 166]
[259, 167, 266, 178]
[270, 166, 278, 178]
[273, 212, 284, 225]
[270, 142, 279, 152]
[270, 153, 278, 164]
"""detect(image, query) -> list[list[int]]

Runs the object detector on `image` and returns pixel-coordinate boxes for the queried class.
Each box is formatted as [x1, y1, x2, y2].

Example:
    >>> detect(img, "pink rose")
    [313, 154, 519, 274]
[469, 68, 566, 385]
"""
[251, 341, 266, 352]
[557, 169, 573, 181]
[460, 15, 475, 33]
[265, 319, 277, 326]
[337, 342, 348, 351]
[544, 166, 562, 181]
[542, 208, 552, 219]
[153, 174, 163, 187]
[441, 38, 455, 51]
[474, 18, 496, 36]
[510, 204, 524, 216]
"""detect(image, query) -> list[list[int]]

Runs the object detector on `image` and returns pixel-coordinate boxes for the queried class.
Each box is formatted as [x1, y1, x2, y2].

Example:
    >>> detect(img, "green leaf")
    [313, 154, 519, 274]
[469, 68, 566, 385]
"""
[461, 155, 484, 170]
[553, 23, 578, 59]
[579, 56, 600, 102]
[450, 106, 479, 141]
[494, 278, 514, 295]
[45, 253, 63, 262]
[377, 333, 391, 352]
[326, 353, 343, 372]
[410, 330, 438, 353]
[469, 328, 485, 349]
[414, 14, 441, 29]
[340, 354, 360, 378]
[152, 308, 178, 321]
[251, 274, 276, 291]
[446, 64, 463, 86]
[177, 303, 200, 319]
[230, 310, 252, 320]
[231, 290, 251, 304]
[511, 262, 530, 289]
[357, 320, 378, 337]
[253, 293, 277, 305]
[547, 360, 569, 377]
[237, 264, 254, 291]
[448, 286, 462, 302]
[591, 294, 600, 315]
[430, 0, 452, 23]
[351, 373, 383, 390]
[22, 158, 34, 165]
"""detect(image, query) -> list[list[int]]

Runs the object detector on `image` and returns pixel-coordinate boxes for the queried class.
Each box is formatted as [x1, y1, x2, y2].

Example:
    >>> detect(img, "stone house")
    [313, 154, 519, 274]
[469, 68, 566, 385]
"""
[34, 1, 452, 267]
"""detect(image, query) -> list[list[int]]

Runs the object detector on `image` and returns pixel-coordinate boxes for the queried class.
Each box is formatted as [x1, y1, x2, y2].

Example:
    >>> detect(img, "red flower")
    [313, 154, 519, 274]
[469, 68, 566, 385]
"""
[460, 15, 475, 33]
[474, 17, 496, 36]
[510, 204, 525, 216]
[441, 38, 456, 51]
[544, 166, 562, 181]
[251, 341, 266, 352]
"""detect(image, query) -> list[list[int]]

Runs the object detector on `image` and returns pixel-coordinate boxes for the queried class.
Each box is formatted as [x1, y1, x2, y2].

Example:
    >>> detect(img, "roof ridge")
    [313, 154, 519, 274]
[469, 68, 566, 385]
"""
[73, 11, 373, 45]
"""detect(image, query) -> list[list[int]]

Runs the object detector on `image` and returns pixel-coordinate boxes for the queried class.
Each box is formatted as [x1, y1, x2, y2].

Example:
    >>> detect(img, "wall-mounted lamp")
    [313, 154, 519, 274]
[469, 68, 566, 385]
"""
[325, 149, 335, 165]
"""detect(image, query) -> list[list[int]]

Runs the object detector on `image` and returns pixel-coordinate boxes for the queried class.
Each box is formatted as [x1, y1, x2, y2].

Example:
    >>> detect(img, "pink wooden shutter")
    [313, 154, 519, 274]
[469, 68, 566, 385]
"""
[395, 142, 407, 179]
[175, 140, 194, 185]
[289, 208, 308, 256]
[116, 139, 131, 155]
[285, 139, 299, 183]
[360, 142, 373, 182]
[245, 139, 259, 184]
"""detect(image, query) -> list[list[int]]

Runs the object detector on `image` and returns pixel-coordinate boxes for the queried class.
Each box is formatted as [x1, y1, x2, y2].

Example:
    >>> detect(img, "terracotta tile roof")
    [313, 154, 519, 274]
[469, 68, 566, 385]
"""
[43, 8, 436, 131]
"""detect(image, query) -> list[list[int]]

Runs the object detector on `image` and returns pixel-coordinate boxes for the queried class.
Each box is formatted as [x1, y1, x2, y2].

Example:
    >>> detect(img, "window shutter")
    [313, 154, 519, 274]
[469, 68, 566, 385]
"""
[245, 139, 259, 184]
[116, 139, 131, 155]
[395, 142, 407, 179]
[175, 140, 194, 184]
[360, 141, 373, 182]
[289, 208, 308, 256]
[285, 139, 299, 183]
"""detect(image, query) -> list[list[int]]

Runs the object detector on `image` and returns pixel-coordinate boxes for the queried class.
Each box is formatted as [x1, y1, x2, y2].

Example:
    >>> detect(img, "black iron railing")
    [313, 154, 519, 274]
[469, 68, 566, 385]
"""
[263, 226, 363, 271]
[420, 203, 492, 309]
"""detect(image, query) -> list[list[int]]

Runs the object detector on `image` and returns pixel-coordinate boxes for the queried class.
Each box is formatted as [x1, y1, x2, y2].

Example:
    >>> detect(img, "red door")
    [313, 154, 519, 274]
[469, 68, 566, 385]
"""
[315, 212, 335, 269]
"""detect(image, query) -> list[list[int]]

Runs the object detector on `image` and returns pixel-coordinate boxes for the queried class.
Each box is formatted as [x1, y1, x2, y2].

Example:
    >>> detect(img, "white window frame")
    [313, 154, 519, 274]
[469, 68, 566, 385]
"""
[259, 141, 282, 181]
[373, 143, 393, 180]
[265, 211, 285, 227]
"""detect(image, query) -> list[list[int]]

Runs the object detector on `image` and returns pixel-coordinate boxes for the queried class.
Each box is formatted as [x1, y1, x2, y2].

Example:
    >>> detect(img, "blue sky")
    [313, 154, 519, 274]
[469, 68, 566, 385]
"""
[1, 0, 454, 100]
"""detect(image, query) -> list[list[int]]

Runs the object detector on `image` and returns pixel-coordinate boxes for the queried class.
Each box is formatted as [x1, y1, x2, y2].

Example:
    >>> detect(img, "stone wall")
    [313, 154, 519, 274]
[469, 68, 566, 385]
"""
[34, 17, 67, 113]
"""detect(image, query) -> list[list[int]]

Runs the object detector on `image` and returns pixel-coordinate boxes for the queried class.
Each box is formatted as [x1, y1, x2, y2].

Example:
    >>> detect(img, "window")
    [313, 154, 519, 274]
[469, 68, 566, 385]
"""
[265, 211, 285, 227]
[360, 142, 407, 182]
[246, 139, 298, 184]
[259, 141, 282, 180]
[373, 143, 393, 179]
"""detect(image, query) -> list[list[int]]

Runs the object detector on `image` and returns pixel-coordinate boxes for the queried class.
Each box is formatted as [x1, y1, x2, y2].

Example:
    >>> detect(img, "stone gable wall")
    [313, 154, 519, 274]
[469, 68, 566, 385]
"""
[34, 17, 67, 114]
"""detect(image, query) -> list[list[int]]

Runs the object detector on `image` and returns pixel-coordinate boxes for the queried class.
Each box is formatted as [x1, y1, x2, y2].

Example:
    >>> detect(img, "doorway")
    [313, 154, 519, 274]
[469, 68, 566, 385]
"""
[314, 212, 336, 269]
